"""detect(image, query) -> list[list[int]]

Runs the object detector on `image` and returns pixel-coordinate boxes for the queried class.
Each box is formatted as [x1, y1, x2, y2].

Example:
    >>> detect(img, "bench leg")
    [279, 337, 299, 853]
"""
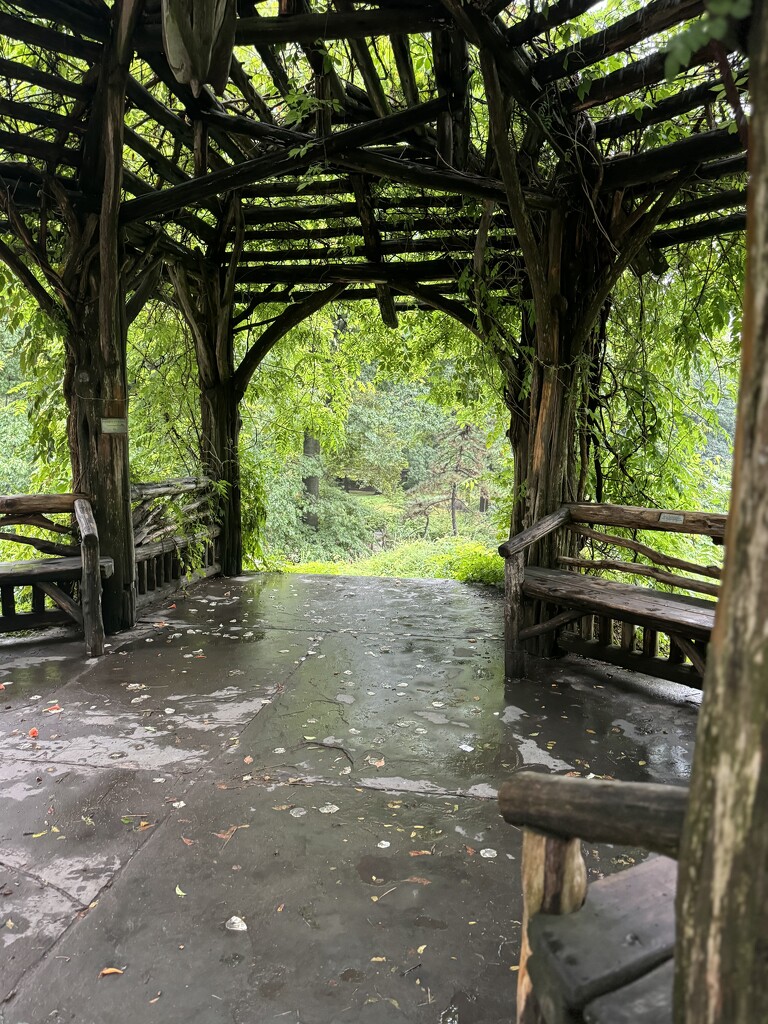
[504, 555, 526, 680]
[80, 541, 104, 657]
[518, 829, 587, 1024]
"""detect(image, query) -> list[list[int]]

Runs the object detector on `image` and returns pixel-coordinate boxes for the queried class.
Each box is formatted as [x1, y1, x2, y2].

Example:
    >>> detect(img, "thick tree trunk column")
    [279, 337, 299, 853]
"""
[201, 382, 242, 576]
[675, 9, 768, 1022]
[63, 0, 143, 633]
[67, 314, 135, 633]
[302, 432, 320, 530]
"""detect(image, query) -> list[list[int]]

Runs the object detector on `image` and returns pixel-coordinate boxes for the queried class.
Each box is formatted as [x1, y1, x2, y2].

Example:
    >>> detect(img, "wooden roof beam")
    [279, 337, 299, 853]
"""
[121, 96, 449, 223]
[657, 187, 747, 223]
[650, 211, 746, 246]
[333, 148, 555, 207]
[135, 8, 448, 49]
[0, 11, 101, 61]
[7, 0, 109, 41]
[238, 210, 517, 243]
[594, 79, 726, 140]
[391, 33, 421, 108]
[0, 128, 80, 167]
[0, 96, 83, 136]
[535, 0, 704, 84]
[0, 56, 92, 100]
[506, 0, 602, 46]
[600, 126, 745, 189]
[236, 233, 519, 262]
[236, 256, 519, 285]
[241, 196, 469, 225]
[567, 40, 730, 112]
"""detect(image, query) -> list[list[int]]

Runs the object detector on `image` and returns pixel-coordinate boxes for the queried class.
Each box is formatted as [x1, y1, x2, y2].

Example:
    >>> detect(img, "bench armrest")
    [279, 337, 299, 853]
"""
[74, 498, 98, 546]
[498, 506, 571, 559]
[498, 772, 688, 859]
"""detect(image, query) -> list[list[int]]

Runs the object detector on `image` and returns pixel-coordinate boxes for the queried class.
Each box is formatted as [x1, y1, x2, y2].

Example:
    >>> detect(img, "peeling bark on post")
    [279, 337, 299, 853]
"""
[675, 7, 768, 1022]
[517, 829, 587, 1024]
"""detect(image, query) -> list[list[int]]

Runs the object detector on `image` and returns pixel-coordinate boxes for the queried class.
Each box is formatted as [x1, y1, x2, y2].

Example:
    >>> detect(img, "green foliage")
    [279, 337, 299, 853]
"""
[590, 239, 742, 515]
[665, 0, 751, 80]
[288, 536, 503, 588]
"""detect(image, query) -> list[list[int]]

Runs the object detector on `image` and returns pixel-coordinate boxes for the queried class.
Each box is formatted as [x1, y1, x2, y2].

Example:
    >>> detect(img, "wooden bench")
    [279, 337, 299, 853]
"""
[499, 503, 726, 686]
[0, 494, 113, 656]
[498, 772, 687, 1024]
[131, 478, 221, 609]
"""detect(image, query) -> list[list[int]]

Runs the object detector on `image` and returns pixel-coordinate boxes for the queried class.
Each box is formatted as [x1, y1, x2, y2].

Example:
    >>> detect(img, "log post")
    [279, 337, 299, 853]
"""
[674, 6, 768, 1021]
[517, 829, 587, 1024]
[74, 498, 104, 657]
[504, 552, 526, 679]
[67, 0, 142, 632]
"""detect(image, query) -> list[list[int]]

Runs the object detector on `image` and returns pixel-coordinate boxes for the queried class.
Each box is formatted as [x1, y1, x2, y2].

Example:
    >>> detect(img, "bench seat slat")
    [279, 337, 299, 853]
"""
[528, 856, 677, 1023]
[523, 567, 715, 640]
[0, 556, 114, 584]
[583, 958, 673, 1024]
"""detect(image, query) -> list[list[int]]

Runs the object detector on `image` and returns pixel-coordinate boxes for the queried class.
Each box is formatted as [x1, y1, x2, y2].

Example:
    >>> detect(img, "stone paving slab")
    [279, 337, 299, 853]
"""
[0, 573, 700, 1024]
[4, 782, 521, 1024]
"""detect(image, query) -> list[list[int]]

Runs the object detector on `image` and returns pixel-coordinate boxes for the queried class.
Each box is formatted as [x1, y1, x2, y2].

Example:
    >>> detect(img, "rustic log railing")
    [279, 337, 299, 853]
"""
[131, 477, 221, 609]
[499, 503, 727, 686]
[0, 493, 113, 656]
[499, 772, 688, 1024]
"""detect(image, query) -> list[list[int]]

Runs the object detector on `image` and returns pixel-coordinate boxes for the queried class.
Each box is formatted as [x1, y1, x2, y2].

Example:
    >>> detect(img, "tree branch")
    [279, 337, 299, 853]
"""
[0, 237, 60, 322]
[573, 169, 695, 352]
[478, 46, 550, 332]
[233, 282, 347, 399]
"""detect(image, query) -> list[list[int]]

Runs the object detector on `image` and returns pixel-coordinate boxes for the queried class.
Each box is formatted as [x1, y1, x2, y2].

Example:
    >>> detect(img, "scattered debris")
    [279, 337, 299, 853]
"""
[225, 916, 247, 932]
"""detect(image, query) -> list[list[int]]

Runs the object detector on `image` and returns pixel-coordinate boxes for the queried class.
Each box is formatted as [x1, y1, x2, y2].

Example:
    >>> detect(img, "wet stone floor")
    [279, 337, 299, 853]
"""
[0, 574, 700, 1024]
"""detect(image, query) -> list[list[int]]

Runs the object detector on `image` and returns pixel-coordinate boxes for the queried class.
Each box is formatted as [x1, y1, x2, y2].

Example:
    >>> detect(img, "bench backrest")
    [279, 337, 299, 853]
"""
[500, 502, 726, 602]
[0, 493, 90, 561]
[562, 503, 725, 601]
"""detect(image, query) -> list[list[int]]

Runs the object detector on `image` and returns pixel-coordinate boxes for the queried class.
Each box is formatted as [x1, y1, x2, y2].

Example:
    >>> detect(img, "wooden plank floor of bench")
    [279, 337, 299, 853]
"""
[523, 567, 716, 639]
[527, 856, 677, 1024]
[0, 556, 115, 584]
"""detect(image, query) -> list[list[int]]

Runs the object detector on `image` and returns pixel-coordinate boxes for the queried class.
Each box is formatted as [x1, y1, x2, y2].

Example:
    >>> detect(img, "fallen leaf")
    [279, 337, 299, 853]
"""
[175, 885, 186, 897]
[243, 755, 253, 765]
[276, 903, 285, 912]
[405, 876, 431, 886]
[28, 728, 38, 738]
[181, 836, 195, 847]
[417, 944, 427, 955]
[370, 956, 387, 963]
[99, 967, 124, 978]
[409, 850, 431, 857]
[43, 704, 62, 714]
[32, 830, 48, 839]
[464, 845, 476, 856]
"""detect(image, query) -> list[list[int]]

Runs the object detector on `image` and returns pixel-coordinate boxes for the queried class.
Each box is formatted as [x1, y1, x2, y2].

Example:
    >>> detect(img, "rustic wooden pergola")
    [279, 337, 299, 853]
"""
[0, 0, 748, 632]
[0, 4, 766, 1021]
